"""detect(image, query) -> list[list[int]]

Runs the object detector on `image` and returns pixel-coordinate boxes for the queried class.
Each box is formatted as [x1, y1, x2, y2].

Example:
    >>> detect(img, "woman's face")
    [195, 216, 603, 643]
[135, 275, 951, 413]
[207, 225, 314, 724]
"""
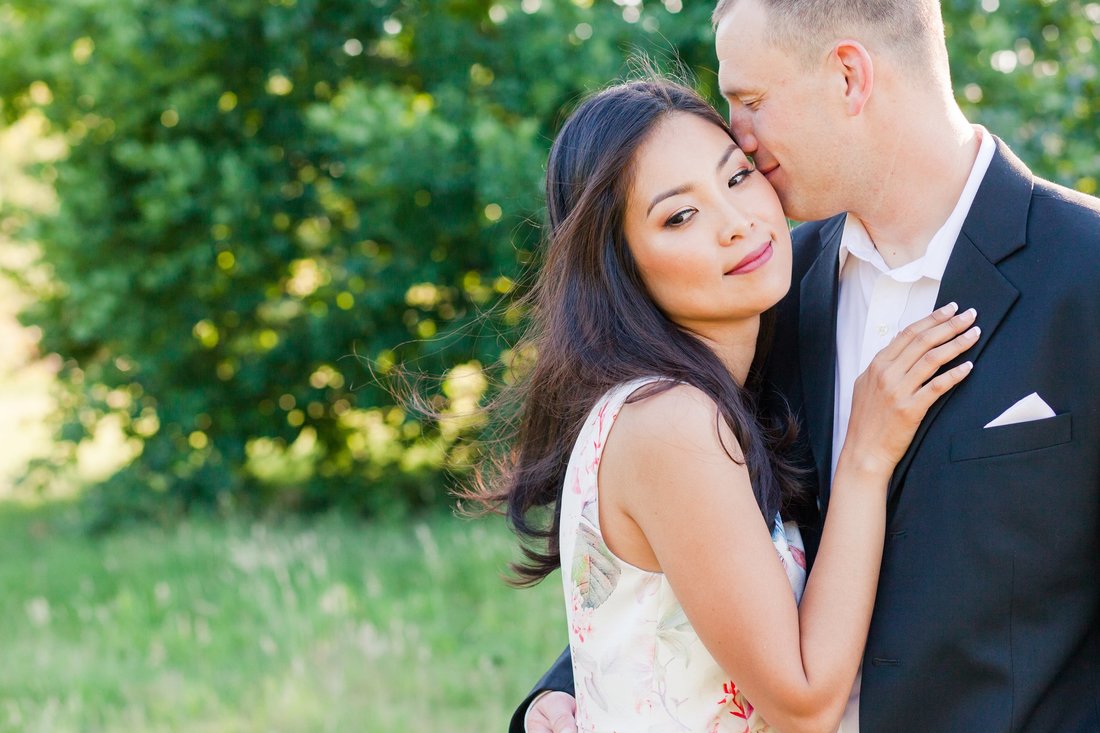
[623, 111, 792, 340]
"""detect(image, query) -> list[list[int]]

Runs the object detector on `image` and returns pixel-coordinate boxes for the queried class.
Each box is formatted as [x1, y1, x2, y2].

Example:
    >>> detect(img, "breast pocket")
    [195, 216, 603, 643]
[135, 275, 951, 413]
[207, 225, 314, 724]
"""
[950, 412, 1073, 462]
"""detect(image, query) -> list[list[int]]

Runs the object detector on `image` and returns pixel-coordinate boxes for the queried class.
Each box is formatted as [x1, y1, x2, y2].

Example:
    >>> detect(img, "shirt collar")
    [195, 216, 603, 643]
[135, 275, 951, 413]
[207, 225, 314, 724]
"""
[838, 125, 997, 283]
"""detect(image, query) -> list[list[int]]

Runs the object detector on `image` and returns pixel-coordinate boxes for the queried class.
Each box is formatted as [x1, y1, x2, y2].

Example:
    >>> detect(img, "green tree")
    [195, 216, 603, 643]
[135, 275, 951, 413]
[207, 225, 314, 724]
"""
[0, 0, 1095, 522]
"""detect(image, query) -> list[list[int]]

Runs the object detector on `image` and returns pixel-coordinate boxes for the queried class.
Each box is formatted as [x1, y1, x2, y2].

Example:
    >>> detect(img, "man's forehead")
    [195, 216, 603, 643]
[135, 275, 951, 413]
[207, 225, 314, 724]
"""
[717, 59, 763, 100]
[715, 11, 774, 95]
[715, 20, 750, 63]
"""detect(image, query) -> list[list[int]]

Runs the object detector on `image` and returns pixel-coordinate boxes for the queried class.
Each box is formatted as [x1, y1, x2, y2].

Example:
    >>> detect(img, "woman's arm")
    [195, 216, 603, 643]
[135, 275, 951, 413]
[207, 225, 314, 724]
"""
[599, 304, 977, 733]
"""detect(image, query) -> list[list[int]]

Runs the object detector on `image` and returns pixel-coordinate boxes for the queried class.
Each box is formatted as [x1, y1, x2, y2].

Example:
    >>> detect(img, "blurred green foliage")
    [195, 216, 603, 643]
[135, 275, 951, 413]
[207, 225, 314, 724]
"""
[0, 0, 1096, 521]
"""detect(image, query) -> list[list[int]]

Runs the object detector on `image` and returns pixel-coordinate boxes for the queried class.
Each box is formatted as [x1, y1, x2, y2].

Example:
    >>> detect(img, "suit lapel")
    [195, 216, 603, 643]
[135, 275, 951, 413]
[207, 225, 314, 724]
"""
[799, 216, 844, 509]
[886, 139, 1031, 505]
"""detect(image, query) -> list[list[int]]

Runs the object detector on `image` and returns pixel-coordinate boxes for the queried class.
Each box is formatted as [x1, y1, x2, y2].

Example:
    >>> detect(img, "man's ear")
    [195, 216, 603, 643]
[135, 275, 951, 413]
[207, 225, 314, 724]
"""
[831, 40, 874, 116]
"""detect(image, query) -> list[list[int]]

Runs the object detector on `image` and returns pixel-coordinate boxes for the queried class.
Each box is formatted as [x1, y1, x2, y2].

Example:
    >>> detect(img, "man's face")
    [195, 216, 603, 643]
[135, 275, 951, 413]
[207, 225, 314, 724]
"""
[715, 0, 848, 222]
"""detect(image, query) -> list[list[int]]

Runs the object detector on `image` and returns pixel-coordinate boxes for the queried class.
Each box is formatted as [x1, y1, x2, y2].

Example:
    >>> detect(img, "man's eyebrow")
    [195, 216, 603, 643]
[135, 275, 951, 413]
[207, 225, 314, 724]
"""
[720, 86, 758, 100]
[645, 144, 741, 217]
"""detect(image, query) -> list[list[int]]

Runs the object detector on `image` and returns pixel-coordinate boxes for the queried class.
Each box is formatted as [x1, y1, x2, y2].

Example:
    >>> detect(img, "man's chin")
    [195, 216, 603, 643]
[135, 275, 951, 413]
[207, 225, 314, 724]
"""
[774, 189, 835, 224]
[773, 187, 806, 222]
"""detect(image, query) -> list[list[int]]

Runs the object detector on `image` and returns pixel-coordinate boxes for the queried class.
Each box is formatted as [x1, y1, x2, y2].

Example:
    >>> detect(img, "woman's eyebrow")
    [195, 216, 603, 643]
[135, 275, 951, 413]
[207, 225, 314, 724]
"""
[716, 143, 739, 172]
[645, 144, 742, 216]
[647, 184, 691, 216]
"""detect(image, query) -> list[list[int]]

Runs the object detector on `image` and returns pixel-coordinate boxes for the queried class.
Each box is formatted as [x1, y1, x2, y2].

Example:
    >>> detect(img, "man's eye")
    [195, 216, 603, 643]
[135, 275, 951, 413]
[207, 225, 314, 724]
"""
[728, 168, 755, 188]
[665, 209, 696, 227]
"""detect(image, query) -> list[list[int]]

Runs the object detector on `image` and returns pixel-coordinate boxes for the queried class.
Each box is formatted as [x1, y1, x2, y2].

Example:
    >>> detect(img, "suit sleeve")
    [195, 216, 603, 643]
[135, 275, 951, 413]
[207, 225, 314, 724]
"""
[508, 646, 574, 733]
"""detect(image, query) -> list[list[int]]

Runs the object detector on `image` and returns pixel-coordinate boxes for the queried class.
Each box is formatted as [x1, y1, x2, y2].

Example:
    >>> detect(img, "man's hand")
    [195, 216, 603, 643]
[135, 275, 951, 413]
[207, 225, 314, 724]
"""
[525, 691, 578, 733]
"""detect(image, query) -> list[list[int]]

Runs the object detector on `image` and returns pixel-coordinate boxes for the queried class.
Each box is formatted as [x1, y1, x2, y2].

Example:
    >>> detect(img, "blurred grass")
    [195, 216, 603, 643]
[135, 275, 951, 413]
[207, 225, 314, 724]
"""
[0, 504, 565, 732]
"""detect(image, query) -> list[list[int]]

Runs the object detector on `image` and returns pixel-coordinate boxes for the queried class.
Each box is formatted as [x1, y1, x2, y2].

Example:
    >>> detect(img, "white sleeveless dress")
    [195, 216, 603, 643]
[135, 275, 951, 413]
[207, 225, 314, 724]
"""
[559, 379, 807, 733]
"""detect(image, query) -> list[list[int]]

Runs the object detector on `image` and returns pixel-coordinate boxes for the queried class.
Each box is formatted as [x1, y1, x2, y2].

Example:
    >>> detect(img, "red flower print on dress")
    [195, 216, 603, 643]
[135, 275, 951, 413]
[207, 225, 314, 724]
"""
[714, 681, 753, 733]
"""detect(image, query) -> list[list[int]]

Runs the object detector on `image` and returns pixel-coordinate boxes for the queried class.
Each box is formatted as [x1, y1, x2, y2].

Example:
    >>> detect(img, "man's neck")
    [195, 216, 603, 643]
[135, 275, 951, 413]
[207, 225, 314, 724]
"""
[854, 111, 980, 269]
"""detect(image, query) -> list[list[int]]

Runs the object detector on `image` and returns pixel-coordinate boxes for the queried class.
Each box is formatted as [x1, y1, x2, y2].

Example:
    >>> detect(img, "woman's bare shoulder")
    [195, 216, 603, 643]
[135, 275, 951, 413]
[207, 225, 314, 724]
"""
[610, 382, 743, 466]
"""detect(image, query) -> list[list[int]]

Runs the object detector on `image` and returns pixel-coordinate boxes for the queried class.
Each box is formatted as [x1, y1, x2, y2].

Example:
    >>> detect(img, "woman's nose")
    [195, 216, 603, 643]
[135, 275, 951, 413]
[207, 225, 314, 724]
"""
[718, 199, 754, 246]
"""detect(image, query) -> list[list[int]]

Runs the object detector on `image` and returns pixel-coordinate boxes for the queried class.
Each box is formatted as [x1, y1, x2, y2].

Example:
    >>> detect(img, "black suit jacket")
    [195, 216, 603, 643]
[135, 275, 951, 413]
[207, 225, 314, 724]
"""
[511, 139, 1100, 732]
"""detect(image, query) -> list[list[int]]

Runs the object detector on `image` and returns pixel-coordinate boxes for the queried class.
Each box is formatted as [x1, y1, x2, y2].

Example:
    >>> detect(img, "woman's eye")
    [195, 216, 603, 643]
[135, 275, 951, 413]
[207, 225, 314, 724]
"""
[665, 208, 696, 227]
[728, 168, 755, 188]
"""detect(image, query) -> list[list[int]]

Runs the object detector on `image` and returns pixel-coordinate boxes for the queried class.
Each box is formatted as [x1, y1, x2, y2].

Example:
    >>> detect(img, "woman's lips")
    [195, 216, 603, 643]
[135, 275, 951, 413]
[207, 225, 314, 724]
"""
[726, 241, 774, 276]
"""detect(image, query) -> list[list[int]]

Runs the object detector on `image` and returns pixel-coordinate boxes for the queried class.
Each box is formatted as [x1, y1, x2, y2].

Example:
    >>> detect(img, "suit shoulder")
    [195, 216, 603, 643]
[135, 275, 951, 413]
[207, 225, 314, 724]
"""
[1020, 178, 1100, 296]
[790, 215, 843, 247]
[789, 214, 844, 272]
[1030, 178, 1100, 234]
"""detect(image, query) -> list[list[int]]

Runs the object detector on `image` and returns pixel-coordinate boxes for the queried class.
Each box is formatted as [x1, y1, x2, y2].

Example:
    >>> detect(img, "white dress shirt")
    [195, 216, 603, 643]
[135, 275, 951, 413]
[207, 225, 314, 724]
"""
[831, 127, 996, 733]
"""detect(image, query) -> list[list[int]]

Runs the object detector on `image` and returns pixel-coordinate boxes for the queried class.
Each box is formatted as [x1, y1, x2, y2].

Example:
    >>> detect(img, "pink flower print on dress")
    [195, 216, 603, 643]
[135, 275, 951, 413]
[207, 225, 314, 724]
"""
[569, 469, 583, 496]
[586, 403, 615, 474]
[587, 441, 601, 474]
[595, 401, 611, 435]
[570, 587, 595, 642]
[790, 544, 806, 571]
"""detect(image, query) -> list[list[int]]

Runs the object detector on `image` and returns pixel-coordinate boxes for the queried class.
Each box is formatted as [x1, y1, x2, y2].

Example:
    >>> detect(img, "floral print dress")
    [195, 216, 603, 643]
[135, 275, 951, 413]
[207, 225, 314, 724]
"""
[559, 379, 808, 733]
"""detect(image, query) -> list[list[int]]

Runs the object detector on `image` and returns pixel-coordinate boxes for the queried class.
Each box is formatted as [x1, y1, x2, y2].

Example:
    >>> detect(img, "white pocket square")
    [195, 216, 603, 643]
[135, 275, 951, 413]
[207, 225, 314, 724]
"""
[984, 392, 1056, 428]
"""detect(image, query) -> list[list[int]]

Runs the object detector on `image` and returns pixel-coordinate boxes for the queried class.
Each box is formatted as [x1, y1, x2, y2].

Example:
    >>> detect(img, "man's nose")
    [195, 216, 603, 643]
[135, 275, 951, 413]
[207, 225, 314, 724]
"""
[728, 108, 757, 155]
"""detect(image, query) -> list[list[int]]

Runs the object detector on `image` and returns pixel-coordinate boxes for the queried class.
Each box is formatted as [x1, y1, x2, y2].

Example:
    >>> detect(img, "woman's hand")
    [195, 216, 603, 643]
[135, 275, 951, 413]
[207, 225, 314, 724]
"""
[843, 302, 977, 478]
[525, 692, 578, 733]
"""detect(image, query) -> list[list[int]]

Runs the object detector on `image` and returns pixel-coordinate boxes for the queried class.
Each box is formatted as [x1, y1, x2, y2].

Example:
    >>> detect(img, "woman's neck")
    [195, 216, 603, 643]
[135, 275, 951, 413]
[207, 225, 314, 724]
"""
[690, 316, 761, 386]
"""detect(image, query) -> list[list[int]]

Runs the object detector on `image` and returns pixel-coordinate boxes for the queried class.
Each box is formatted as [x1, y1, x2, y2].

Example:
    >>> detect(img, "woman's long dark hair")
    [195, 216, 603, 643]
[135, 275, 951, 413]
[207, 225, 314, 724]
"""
[462, 78, 804, 586]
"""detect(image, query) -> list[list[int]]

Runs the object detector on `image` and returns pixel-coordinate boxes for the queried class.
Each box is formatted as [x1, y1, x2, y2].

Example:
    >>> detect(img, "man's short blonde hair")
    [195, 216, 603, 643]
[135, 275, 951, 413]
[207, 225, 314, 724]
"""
[712, 0, 947, 74]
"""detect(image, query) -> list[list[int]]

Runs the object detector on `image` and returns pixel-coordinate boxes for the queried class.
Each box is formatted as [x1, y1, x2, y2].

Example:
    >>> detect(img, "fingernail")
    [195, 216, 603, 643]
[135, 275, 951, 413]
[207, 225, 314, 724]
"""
[961, 361, 974, 371]
[968, 326, 981, 339]
[963, 308, 977, 319]
[941, 302, 959, 315]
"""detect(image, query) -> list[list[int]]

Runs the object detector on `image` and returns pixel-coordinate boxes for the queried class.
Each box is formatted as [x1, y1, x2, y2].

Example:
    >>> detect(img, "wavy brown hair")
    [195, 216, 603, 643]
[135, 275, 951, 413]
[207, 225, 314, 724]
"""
[462, 78, 804, 586]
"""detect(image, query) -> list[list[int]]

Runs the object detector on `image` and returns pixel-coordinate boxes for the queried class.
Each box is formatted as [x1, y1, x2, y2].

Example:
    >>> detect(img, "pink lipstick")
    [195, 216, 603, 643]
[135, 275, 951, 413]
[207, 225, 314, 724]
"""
[726, 242, 773, 276]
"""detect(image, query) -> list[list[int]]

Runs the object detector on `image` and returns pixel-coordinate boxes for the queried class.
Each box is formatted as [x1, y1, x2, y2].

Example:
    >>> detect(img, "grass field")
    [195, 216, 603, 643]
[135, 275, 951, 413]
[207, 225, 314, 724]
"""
[0, 504, 565, 732]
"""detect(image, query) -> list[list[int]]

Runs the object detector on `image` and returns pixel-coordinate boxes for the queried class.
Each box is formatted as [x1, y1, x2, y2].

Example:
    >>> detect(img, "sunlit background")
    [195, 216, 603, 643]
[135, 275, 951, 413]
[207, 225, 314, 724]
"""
[0, 0, 1096, 731]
